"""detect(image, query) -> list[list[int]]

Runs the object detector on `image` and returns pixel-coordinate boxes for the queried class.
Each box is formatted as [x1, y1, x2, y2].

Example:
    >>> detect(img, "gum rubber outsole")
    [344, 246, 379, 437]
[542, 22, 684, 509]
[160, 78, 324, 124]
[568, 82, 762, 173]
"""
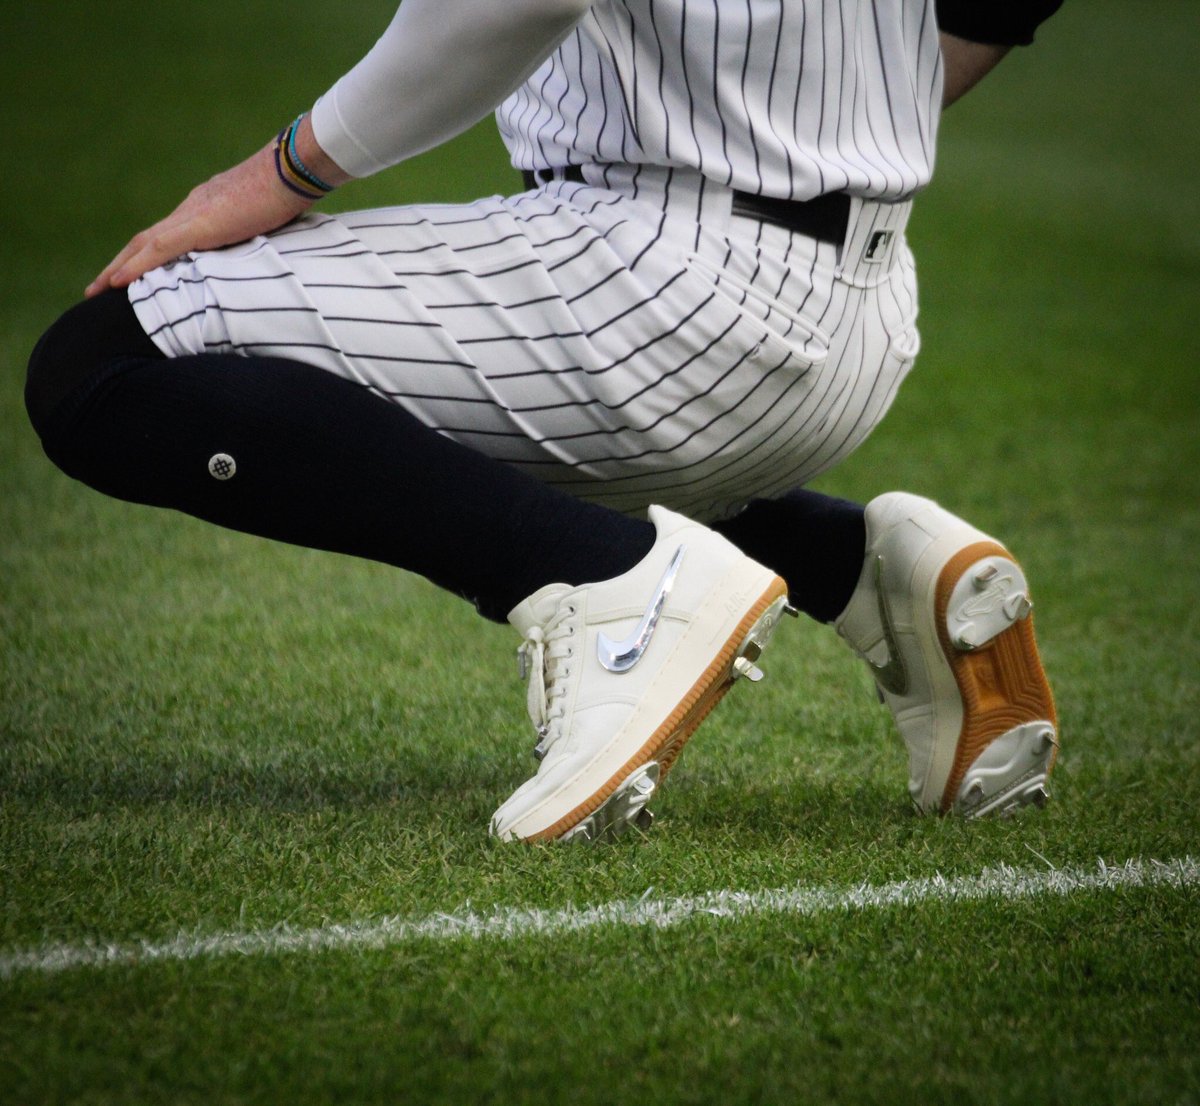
[934, 542, 1058, 815]
[529, 577, 789, 843]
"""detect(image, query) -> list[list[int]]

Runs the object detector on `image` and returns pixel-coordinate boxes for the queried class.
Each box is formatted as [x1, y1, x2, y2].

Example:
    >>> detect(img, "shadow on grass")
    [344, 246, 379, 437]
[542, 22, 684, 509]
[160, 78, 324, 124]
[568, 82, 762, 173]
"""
[1, 748, 923, 855]
[0, 745, 516, 816]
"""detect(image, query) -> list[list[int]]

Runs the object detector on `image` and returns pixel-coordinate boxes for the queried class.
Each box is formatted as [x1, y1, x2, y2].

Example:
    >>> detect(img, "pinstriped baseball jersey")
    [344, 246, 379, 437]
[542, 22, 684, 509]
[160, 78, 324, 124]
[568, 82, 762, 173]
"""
[503, 0, 942, 200]
[131, 0, 933, 522]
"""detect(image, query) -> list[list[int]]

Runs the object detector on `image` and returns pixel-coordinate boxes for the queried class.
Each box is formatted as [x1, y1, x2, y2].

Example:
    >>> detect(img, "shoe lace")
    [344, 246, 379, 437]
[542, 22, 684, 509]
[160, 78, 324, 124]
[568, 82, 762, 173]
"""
[517, 602, 577, 761]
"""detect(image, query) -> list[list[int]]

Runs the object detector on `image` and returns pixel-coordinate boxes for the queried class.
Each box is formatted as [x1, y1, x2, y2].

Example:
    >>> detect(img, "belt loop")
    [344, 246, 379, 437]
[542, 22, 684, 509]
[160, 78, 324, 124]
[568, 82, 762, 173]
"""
[522, 166, 588, 191]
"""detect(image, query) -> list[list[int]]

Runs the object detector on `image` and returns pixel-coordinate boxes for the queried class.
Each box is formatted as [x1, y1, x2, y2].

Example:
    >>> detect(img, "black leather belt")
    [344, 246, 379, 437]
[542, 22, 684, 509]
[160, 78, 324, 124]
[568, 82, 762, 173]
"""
[522, 166, 851, 245]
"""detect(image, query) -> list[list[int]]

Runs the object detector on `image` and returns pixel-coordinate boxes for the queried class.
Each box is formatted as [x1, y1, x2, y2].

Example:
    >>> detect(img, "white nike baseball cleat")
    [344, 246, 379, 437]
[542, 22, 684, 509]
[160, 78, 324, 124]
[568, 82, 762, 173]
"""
[490, 505, 790, 843]
[835, 492, 1058, 817]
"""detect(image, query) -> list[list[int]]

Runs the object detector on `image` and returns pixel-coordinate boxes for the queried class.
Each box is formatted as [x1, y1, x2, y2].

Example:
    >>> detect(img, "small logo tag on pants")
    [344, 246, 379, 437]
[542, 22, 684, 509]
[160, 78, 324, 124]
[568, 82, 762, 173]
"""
[863, 230, 894, 264]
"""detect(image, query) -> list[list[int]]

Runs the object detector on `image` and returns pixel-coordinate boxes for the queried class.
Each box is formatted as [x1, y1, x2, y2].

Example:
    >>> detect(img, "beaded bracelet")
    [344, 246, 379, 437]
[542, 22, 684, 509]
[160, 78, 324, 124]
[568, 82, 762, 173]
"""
[285, 115, 336, 192]
[273, 114, 335, 202]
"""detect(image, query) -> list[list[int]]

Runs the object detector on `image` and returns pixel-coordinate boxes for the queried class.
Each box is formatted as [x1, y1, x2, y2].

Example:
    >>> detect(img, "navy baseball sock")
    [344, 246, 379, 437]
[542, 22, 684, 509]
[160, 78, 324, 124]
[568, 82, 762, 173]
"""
[714, 490, 866, 623]
[26, 293, 655, 622]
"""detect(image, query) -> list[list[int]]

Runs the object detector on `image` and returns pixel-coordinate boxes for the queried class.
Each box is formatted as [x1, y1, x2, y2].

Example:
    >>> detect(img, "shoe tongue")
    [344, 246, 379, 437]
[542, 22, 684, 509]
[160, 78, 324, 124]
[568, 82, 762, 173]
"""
[507, 582, 575, 634]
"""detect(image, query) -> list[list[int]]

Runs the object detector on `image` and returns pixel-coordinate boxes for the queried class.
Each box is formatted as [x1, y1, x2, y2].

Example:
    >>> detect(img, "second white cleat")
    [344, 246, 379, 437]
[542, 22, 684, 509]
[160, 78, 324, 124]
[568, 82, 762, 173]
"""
[490, 505, 789, 842]
[835, 492, 1059, 817]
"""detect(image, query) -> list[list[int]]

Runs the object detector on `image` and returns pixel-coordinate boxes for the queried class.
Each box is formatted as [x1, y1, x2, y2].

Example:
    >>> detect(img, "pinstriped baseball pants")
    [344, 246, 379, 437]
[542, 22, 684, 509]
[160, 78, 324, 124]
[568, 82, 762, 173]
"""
[130, 165, 919, 523]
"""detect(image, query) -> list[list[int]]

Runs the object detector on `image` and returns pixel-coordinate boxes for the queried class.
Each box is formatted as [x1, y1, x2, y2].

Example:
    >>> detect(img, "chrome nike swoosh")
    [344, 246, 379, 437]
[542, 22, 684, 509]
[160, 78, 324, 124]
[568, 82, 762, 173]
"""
[868, 556, 909, 697]
[597, 544, 686, 673]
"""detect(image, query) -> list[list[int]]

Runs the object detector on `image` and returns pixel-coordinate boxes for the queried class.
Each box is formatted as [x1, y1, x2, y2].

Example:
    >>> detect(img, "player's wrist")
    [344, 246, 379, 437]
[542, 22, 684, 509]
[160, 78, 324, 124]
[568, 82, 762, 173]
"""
[294, 112, 353, 190]
[272, 115, 340, 201]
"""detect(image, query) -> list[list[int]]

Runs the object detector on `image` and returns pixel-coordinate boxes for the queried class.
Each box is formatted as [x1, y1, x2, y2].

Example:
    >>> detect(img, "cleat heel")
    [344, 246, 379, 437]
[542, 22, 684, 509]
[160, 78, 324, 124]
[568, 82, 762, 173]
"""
[945, 555, 1033, 654]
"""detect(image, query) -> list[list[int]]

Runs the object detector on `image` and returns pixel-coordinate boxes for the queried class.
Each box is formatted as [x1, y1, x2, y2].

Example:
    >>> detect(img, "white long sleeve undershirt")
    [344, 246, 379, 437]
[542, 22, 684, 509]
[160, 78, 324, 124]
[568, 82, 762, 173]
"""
[310, 0, 593, 179]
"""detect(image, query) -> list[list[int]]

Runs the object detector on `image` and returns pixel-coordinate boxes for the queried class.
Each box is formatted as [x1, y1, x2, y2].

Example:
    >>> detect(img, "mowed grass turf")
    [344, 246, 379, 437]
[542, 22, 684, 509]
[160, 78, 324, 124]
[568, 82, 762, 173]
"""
[2, 2, 1198, 1103]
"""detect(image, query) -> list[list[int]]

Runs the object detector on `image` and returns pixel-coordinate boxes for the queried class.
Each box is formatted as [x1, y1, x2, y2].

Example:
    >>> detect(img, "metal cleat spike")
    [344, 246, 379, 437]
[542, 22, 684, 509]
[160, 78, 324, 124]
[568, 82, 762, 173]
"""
[632, 772, 656, 798]
[561, 821, 593, 843]
[1004, 593, 1033, 621]
[633, 808, 655, 831]
[1030, 785, 1049, 809]
[733, 656, 764, 682]
[953, 622, 980, 651]
[1034, 727, 1057, 755]
[973, 564, 999, 587]
[784, 603, 800, 618]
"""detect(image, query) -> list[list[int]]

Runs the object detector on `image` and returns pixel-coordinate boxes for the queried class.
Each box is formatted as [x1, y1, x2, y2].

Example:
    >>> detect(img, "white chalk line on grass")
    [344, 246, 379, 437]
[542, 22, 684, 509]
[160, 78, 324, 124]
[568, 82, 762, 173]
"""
[2, 856, 1196, 980]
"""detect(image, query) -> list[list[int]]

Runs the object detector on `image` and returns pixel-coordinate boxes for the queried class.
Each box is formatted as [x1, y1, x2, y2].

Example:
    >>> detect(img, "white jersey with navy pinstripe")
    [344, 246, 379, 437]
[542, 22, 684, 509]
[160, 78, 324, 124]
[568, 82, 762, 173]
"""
[131, 0, 937, 522]
[499, 0, 942, 200]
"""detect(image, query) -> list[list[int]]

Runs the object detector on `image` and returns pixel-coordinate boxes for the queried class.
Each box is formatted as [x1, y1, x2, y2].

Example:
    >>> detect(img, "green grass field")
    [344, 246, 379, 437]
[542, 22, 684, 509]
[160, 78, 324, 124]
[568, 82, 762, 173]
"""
[2, 2, 1198, 1103]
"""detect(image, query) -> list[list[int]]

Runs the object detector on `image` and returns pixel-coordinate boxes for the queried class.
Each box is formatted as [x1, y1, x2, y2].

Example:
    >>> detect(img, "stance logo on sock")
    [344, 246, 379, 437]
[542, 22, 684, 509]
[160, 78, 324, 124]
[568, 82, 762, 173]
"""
[208, 453, 237, 481]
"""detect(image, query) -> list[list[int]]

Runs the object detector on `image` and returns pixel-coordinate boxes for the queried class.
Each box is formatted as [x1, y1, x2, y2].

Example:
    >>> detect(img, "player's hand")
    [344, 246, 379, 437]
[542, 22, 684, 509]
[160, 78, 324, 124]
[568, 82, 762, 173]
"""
[85, 143, 314, 298]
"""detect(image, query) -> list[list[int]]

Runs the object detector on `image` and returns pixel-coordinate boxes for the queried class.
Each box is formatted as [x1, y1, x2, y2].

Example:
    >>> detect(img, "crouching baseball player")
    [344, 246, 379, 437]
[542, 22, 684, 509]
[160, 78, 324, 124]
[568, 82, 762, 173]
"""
[25, 0, 1063, 841]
